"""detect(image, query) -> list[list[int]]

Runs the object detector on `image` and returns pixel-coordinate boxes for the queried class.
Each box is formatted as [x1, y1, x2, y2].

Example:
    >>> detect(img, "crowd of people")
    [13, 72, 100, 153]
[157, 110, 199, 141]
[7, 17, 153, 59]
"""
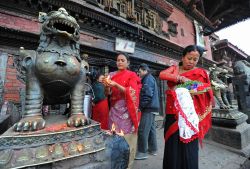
[89, 45, 213, 169]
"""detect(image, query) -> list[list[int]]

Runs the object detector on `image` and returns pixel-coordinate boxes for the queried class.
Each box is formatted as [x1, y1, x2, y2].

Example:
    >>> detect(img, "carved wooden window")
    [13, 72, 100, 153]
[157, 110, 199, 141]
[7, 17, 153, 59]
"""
[117, 2, 121, 11]
[97, 0, 104, 5]
[120, 3, 126, 13]
[146, 18, 151, 28]
[181, 28, 184, 36]
[145, 12, 151, 28]
[148, 11, 157, 29]
[135, 11, 141, 24]
[143, 12, 148, 26]
[97, 0, 105, 9]
[117, 0, 126, 12]
[142, 10, 157, 30]
[117, 0, 127, 18]
[167, 20, 178, 37]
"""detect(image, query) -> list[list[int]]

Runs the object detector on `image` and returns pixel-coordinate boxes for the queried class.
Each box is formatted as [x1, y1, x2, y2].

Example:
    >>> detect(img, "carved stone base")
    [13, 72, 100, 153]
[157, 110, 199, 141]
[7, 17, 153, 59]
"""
[241, 109, 250, 123]
[211, 122, 250, 150]
[212, 108, 248, 127]
[0, 115, 129, 169]
[211, 109, 250, 150]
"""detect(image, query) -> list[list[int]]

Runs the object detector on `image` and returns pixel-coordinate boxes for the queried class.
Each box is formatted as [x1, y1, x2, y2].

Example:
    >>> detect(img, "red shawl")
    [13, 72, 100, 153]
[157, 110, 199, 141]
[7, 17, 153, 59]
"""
[160, 65, 213, 142]
[110, 70, 141, 131]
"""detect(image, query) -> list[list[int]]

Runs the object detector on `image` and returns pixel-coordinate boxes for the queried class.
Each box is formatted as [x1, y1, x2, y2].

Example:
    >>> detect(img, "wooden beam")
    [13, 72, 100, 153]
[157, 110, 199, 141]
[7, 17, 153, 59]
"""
[200, 0, 205, 15]
[211, 5, 239, 23]
[207, 0, 224, 19]
[188, 0, 197, 7]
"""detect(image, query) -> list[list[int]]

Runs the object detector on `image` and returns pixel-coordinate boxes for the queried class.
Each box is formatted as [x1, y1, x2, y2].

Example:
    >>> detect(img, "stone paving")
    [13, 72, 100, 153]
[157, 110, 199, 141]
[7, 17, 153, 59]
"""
[133, 116, 249, 169]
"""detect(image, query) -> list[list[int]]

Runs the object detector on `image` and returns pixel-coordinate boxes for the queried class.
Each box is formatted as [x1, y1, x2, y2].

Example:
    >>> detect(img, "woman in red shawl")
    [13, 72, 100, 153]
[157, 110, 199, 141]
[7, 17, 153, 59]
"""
[103, 53, 141, 169]
[91, 71, 109, 130]
[159, 45, 213, 169]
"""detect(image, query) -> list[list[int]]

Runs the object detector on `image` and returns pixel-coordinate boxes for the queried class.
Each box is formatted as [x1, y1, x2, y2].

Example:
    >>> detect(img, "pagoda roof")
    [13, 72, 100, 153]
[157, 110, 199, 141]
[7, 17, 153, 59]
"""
[213, 39, 249, 59]
[169, 0, 250, 35]
[201, 0, 250, 31]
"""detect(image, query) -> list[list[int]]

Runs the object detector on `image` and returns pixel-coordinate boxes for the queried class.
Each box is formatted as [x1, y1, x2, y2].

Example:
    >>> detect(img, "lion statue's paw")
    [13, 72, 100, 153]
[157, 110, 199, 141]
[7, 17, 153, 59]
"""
[67, 114, 89, 127]
[13, 116, 46, 132]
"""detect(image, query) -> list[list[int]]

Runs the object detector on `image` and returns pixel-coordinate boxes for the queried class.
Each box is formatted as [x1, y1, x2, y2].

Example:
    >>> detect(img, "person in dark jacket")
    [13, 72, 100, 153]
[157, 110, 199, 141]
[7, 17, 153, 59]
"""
[135, 63, 160, 160]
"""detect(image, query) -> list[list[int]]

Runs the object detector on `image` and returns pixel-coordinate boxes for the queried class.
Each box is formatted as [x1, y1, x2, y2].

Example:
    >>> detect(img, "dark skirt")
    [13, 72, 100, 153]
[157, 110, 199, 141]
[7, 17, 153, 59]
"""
[163, 115, 199, 169]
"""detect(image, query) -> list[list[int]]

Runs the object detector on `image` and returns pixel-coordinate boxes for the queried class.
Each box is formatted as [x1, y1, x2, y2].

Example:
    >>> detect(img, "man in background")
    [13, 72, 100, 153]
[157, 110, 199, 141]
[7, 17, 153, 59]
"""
[135, 63, 160, 160]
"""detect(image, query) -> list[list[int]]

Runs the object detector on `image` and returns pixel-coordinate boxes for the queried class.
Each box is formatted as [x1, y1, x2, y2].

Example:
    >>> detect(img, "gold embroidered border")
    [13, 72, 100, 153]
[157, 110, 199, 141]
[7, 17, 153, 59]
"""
[199, 104, 212, 121]
[129, 87, 137, 102]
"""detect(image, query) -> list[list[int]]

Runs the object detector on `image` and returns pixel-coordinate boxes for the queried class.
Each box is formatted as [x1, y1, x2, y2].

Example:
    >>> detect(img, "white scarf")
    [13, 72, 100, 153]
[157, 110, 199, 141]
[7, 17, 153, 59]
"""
[175, 88, 199, 142]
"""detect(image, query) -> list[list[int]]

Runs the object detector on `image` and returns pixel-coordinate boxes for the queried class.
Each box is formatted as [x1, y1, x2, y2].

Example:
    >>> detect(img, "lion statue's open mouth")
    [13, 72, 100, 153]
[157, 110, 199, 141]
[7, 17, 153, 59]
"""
[40, 8, 80, 41]
[49, 18, 76, 34]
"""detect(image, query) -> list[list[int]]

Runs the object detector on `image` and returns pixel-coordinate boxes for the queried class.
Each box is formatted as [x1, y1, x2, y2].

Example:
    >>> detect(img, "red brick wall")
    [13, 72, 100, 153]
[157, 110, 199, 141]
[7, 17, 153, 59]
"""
[3, 55, 25, 103]
[163, 7, 195, 47]
[162, 7, 212, 59]
[0, 12, 36, 103]
[0, 12, 39, 34]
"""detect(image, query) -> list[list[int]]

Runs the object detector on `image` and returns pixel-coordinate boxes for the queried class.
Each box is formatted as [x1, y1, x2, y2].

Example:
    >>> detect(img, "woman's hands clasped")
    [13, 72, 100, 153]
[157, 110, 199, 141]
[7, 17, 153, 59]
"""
[102, 75, 117, 87]
[177, 75, 191, 83]
[102, 75, 125, 93]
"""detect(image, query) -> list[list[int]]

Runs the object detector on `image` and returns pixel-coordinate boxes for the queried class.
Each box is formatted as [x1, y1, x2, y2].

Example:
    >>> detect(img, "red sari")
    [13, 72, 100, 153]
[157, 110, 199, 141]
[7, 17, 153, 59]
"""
[109, 70, 141, 134]
[160, 65, 213, 141]
[92, 99, 109, 130]
[160, 65, 213, 169]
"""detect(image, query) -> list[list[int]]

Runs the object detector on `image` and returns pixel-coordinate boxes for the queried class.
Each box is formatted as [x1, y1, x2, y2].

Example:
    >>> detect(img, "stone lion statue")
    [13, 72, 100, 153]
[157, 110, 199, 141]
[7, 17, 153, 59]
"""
[232, 60, 250, 113]
[209, 64, 232, 109]
[14, 8, 89, 131]
[233, 60, 250, 84]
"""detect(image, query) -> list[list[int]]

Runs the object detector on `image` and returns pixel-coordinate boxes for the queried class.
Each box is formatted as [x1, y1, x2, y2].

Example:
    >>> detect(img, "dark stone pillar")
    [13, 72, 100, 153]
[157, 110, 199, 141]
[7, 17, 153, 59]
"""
[232, 75, 250, 123]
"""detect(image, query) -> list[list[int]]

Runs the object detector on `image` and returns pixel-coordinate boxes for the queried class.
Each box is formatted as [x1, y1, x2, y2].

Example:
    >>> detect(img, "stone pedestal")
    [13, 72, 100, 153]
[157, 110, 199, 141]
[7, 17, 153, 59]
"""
[211, 109, 250, 152]
[0, 115, 129, 169]
[212, 108, 248, 127]
[211, 122, 250, 149]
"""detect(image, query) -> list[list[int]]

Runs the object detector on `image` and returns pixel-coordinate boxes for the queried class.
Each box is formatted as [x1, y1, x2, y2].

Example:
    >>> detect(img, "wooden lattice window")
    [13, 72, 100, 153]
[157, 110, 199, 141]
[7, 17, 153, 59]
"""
[117, 2, 121, 11]
[120, 3, 126, 13]
[180, 28, 184, 36]
[148, 11, 156, 29]
[97, 0, 104, 5]
[167, 20, 178, 37]
[135, 11, 141, 24]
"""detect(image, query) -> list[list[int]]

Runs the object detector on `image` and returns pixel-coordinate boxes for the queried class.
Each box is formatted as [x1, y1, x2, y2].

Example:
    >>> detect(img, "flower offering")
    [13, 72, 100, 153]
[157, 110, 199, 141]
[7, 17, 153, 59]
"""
[176, 81, 211, 94]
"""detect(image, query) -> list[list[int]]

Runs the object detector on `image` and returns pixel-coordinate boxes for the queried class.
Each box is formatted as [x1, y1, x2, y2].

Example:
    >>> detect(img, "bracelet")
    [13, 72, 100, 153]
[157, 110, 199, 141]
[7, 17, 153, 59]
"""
[177, 76, 185, 83]
[177, 75, 181, 83]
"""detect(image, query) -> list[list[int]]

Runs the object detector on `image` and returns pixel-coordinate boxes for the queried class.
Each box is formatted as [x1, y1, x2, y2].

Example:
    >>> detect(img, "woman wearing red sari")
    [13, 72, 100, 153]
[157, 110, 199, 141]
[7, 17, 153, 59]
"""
[159, 45, 213, 169]
[103, 53, 141, 169]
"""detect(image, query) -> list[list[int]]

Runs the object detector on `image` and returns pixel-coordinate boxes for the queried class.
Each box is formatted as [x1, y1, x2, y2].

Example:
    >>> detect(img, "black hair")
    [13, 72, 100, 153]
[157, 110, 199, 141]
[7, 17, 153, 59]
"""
[139, 63, 150, 71]
[90, 70, 102, 83]
[182, 45, 206, 57]
[117, 52, 130, 61]
[179, 45, 207, 66]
